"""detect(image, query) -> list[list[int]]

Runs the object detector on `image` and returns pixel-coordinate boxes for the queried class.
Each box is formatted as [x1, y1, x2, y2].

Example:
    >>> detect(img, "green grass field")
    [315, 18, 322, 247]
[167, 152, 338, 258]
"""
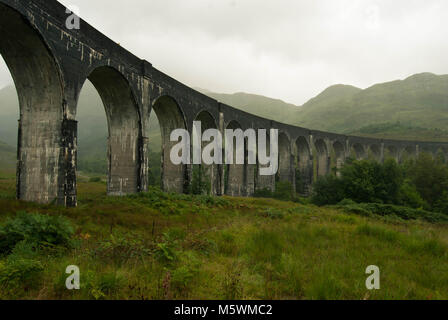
[0, 170, 447, 300]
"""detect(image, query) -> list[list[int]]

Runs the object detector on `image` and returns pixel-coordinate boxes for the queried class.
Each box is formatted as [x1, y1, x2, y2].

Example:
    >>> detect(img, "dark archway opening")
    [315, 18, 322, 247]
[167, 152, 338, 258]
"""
[151, 96, 187, 193]
[75, 80, 108, 200]
[351, 143, 366, 160]
[400, 146, 416, 164]
[368, 144, 382, 162]
[77, 67, 141, 198]
[385, 146, 399, 162]
[193, 111, 219, 195]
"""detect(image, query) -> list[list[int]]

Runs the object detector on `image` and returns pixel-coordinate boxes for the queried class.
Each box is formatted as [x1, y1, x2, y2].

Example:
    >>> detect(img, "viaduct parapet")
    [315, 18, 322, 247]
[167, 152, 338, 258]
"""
[1, 0, 447, 206]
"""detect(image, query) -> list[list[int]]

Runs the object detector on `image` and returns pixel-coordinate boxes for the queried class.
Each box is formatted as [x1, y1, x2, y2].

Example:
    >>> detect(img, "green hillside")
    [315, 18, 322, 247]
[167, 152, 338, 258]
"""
[294, 73, 448, 139]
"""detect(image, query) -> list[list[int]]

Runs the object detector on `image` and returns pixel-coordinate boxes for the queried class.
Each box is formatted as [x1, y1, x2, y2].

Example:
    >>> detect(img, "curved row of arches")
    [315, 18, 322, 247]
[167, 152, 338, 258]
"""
[2, 1, 448, 206]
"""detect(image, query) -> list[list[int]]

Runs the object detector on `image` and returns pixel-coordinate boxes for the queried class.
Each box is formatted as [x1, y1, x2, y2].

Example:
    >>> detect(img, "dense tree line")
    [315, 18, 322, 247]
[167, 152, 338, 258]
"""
[312, 153, 448, 215]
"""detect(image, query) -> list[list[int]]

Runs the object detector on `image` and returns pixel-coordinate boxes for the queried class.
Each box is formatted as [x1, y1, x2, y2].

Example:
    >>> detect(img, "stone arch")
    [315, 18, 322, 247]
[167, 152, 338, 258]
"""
[385, 145, 399, 161]
[351, 143, 367, 160]
[419, 146, 434, 159]
[296, 136, 312, 194]
[435, 147, 448, 164]
[400, 145, 416, 163]
[332, 141, 345, 175]
[368, 144, 382, 162]
[193, 110, 219, 195]
[314, 138, 329, 177]
[0, 3, 66, 204]
[225, 120, 246, 196]
[151, 95, 187, 193]
[80, 66, 142, 196]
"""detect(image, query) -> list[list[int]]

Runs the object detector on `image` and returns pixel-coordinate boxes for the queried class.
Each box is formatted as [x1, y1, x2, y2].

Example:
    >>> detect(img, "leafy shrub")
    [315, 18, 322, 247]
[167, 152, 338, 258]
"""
[254, 181, 299, 202]
[0, 257, 43, 289]
[96, 272, 124, 297]
[254, 188, 274, 198]
[128, 187, 232, 215]
[0, 212, 74, 255]
[170, 251, 201, 297]
[273, 181, 295, 201]
[338, 199, 357, 206]
[312, 157, 448, 214]
[337, 202, 448, 223]
[397, 182, 427, 209]
[311, 175, 345, 205]
[171, 266, 195, 293]
[217, 231, 237, 256]
[340, 159, 403, 204]
[434, 191, 448, 216]
[92, 233, 151, 266]
[155, 232, 179, 264]
[89, 176, 102, 183]
[405, 153, 448, 207]
[190, 165, 211, 195]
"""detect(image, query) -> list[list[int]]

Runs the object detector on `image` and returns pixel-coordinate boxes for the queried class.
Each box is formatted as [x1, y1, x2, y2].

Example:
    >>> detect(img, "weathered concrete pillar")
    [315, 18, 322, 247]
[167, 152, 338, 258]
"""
[139, 136, 150, 192]
[296, 157, 312, 195]
[0, 4, 73, 205]
[226, 138, 245, 196]
[61, 119, 78, 207]
[218, 111, 225, 196]
[245, 163, 256, 196]
[255, 132, 276, 193]
[152, 96, 186, 194]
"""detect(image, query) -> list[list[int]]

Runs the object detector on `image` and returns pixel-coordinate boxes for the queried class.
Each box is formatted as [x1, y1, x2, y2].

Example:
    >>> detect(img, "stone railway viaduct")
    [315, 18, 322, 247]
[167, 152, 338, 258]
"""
[1, 0, 448, 206]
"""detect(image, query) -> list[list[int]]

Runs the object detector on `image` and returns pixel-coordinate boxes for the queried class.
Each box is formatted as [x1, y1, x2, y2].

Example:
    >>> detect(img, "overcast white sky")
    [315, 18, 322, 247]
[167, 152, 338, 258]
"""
[1, 0, 448, 105]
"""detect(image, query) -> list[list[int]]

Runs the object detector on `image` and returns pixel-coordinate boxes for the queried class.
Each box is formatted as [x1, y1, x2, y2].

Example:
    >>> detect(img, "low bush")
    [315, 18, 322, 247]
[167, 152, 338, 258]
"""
[0, 212, 74, 255]
[0, 256, 43, 290]
[91, 232, 151, 266]
[254, 181, 302, 202]
[253, 188, 274, 198]
[311, 175, 345, 206]
[273, 181, 295, 201]
[336, 202, 448, 223]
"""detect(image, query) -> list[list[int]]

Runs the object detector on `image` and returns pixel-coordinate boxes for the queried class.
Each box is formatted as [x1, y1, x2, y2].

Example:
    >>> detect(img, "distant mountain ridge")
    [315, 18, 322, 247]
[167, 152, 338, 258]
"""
[295, 72, 448, 136]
